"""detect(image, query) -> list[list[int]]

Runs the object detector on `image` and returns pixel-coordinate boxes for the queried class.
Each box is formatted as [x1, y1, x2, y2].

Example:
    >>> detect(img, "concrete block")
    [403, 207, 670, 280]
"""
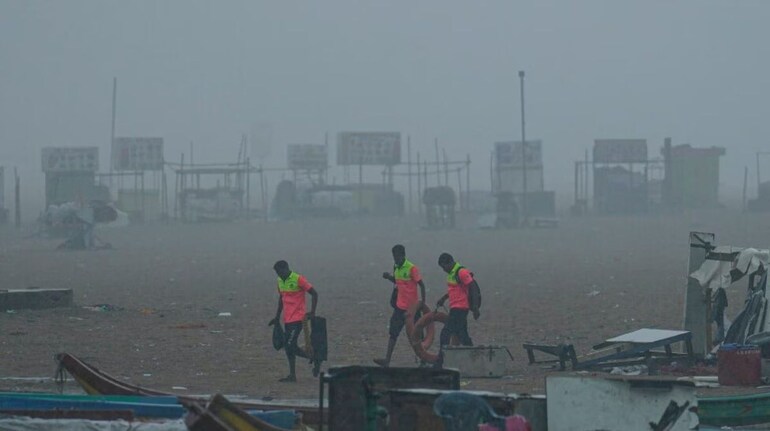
[443, 345, 513, 378]
[0, 289, 73, 311]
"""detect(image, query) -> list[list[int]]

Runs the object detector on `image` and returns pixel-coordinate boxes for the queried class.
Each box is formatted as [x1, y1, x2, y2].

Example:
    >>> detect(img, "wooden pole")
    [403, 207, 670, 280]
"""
[359, 162, 363, 213]
[417, 152, 422, 216]
[140, 172, 145, 221]
[574, 161, 580, 208]
[246, 158, 251, 216]
[743, 165, 749, 212]
[162, 168, 168, 221]
[457, 168, 465, 211]
[434, 139, 441, 186]
[443, 148, 449, 187]
[260, 165, 267, 222]
[466, 154, 471, 211]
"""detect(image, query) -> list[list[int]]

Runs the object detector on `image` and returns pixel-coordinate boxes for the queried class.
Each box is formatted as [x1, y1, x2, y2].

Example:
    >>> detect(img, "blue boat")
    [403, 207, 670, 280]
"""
[0, 392, 297, 428]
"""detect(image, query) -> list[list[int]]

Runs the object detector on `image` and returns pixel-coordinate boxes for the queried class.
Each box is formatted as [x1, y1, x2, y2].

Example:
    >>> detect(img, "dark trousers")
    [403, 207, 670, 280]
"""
[389, 307, 423, 339]
[284, 321, 308, 366]
[440, 309, 473, 347]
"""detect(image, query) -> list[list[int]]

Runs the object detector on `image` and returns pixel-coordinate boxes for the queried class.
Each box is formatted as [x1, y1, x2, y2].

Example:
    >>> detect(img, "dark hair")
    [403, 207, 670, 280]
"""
[438, 253, 453, 265]
[392, 244, 406, 255]
[273, 260, 289, 271]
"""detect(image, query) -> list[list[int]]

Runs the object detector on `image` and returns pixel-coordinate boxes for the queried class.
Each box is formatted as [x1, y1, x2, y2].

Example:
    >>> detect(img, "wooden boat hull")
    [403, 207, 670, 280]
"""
[0, 394, 186, 419]
[54, 353, 319, 425]
[699, 392, 770, 427]
[184, 394, 294, 431]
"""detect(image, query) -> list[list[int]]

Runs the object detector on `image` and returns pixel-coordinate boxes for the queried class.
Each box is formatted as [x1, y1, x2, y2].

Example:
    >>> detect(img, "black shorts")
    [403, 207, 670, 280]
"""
[284, 321, 303, 352]
[389, 307, 422, 339]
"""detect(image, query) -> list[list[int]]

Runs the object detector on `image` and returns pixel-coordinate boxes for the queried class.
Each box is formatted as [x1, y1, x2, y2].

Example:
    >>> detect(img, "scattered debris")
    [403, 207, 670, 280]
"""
[171, 323, 206, 329]
[83, 304, 123, 312]
[217, 312, 232, 317]
[610, 365, 647, 376]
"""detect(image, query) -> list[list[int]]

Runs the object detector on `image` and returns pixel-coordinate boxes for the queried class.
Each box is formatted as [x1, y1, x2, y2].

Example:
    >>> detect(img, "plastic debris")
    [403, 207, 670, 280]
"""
[83, 304, 123, 312]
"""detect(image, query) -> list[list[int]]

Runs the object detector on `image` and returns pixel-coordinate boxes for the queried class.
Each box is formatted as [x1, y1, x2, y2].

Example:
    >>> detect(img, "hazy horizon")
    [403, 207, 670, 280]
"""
[2, 1, 769, 214]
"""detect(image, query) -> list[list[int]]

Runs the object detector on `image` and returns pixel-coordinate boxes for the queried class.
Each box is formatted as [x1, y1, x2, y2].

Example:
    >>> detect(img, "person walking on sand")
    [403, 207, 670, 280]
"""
[435, 253, 480, 366]
[268, 260, 319, 382]
[374, 244, 426, 368]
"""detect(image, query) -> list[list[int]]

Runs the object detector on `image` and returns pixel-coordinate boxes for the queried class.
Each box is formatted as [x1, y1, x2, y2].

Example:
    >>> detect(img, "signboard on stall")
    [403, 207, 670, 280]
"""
[337, 132, 401, 165]
[113, 137, 164, 171]
[287, 144, 328, 170]
[0, 167, 4, 209]
[494, 140, 543, 168]
[593, 139, 648, 163]
[492, 140, 545, 194]
[41, 147, 99, 173]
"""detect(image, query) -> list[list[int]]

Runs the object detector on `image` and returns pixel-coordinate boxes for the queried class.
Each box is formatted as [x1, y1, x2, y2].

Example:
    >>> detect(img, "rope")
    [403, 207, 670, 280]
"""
[53, 357, 66, 394]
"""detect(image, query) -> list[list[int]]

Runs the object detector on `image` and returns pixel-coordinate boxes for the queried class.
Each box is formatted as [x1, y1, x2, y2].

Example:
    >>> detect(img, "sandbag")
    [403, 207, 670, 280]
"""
[271, 321, 285, 350]
[310, 316, 328, 362]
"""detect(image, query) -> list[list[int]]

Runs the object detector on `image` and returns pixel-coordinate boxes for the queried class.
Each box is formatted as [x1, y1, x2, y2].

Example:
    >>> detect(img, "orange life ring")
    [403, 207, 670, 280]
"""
[404, 302, 435, 351]
[410, 310, 459, 364]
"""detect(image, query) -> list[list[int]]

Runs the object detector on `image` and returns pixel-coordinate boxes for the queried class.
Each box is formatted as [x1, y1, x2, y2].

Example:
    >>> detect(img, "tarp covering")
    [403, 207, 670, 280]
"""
[0, 418, 185, 431]
[690, 247, 770, 346]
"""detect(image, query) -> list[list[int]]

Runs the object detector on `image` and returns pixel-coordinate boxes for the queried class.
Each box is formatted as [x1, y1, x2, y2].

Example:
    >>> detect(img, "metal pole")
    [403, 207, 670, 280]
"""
[585, 148, 590, 209]
[519, 70, 528, 224]
[14, 167, 20, 228]
[180, 153, 185, 220]
[162, 169, 168, 221]
[324, 132, 329, 185]
[109, 77, 117, 191]
[407, 137, 412, 214]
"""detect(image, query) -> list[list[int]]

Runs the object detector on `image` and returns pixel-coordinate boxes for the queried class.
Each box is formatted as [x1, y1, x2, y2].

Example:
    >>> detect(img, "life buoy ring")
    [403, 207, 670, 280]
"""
[409, 310, 460, 364]
[404, 302, 435, 351]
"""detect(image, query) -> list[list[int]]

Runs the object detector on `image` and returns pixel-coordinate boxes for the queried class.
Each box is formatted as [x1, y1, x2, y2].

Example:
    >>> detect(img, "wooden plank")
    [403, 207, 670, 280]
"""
[605, 329, 690, 344]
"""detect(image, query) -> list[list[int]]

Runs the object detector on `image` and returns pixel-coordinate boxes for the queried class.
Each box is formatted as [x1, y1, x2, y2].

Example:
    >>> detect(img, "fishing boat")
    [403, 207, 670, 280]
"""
[0, 392, 185, 419]
[54, 352, 322, 426]
[0, 392, 296, 423]
[184, 394, 300, 431]
[698, 391, 770, 427]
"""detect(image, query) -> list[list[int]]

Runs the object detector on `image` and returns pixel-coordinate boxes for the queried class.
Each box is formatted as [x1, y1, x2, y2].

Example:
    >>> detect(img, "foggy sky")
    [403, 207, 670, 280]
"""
[1, 1, 769, 209]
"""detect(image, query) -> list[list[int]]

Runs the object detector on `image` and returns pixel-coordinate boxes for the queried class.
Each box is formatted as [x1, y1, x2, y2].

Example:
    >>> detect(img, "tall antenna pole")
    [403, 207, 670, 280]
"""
[519, 70, 528, 225]
[110, 77, 117, 189]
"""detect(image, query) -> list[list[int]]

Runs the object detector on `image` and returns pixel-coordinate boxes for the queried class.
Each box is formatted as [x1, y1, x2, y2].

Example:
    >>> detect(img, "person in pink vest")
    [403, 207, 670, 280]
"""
[436, 252, 480, 363]
[374, 244, 426, 368]
[268, 260, 319, 382]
